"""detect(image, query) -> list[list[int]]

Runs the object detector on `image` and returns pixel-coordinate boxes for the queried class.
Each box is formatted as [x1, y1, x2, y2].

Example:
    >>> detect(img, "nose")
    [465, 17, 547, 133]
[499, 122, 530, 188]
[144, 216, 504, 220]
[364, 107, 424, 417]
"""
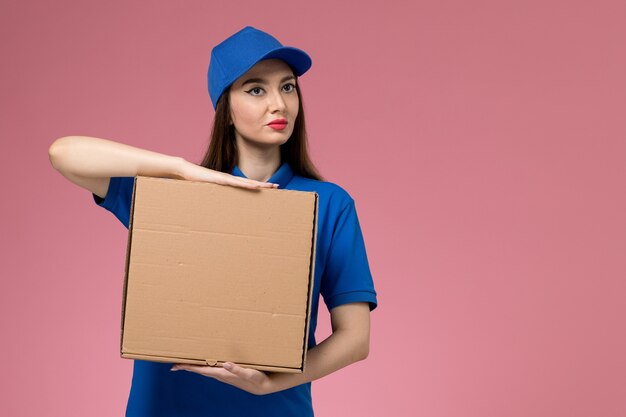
[268, 88, 287, 113]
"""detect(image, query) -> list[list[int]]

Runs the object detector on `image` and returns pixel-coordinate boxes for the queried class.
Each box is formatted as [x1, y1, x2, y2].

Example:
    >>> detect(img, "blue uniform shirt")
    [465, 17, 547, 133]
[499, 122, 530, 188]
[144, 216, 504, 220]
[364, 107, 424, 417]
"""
[93, 161, 378, 417]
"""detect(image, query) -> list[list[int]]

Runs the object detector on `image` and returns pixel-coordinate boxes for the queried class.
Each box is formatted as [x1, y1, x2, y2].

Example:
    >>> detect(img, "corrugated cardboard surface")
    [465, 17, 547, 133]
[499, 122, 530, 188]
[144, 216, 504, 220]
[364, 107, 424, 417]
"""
[120, 176, 318, 373]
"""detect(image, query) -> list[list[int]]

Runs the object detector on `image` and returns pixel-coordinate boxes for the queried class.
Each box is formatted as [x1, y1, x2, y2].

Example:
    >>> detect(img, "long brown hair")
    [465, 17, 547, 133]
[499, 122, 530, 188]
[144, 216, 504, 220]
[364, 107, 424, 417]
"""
[199, 81, 324, 181]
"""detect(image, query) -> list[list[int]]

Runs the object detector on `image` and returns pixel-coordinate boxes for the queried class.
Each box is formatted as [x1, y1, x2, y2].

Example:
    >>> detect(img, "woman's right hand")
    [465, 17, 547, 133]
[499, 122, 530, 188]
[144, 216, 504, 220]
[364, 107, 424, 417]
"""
[178, 159, 278, 190]
[48, 136, 278, 199]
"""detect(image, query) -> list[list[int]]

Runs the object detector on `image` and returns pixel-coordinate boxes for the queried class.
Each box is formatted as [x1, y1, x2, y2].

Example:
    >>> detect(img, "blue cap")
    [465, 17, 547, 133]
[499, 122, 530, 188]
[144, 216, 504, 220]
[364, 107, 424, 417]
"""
[207, 26, 312, 109]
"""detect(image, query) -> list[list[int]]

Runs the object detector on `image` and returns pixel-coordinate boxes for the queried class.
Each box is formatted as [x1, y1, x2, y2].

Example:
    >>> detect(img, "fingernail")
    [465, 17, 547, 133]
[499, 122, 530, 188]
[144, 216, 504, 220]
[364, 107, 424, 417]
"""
[223, 362, 233, 370]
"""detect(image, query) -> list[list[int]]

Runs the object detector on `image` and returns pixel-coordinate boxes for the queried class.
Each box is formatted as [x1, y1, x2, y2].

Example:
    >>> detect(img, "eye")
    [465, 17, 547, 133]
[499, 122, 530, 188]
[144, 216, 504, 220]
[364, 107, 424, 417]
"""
[246, 87, 264, 96]
[282, 83, 296, 92]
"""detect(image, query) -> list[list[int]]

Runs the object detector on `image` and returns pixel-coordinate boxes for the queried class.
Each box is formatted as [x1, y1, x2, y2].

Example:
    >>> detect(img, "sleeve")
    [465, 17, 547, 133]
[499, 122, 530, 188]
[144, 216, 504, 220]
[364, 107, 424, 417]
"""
[320, 197, 378, 311]
[92, 176, 135, 229]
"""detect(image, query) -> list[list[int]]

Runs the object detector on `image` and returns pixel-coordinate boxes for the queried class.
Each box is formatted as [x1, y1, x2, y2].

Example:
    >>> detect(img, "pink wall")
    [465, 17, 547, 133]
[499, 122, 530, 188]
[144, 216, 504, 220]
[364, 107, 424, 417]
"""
[2, 0, 625, 416]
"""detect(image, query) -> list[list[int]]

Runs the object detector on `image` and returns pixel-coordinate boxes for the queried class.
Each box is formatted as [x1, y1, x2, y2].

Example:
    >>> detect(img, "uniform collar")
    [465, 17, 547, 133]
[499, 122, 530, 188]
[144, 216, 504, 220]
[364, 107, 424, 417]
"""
[231, 161, 294, 189]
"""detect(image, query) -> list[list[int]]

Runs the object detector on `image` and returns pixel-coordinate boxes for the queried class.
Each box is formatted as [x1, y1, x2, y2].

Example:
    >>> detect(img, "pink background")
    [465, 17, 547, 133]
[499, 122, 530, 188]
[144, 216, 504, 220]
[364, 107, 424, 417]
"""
[2, 0, 625, 416]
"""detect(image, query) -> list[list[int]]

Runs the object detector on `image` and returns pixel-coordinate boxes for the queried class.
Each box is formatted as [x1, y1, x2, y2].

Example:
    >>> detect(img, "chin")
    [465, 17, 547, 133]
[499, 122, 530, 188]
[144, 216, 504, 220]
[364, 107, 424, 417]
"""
[263, 132, 292, 146]
[238, 130, 292, 148]
[250, 138, 288, 148]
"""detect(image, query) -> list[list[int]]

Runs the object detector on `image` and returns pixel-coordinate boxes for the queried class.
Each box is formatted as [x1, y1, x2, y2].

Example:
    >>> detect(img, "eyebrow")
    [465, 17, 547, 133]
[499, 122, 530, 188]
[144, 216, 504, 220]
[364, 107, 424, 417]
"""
[241, 75, 296, 86]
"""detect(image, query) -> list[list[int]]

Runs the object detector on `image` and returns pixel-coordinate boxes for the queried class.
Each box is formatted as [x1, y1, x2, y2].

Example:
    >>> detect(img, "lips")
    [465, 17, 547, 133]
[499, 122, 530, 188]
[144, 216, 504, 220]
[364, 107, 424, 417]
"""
[267, 118, 288, 131]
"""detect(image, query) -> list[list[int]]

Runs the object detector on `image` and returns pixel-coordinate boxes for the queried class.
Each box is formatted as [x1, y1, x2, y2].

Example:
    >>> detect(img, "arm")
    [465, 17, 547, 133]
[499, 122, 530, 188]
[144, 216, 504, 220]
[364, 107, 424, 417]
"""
[48, 135, 276, 198]
[269, 301, 371, 392]
[171, 302, 371, 395]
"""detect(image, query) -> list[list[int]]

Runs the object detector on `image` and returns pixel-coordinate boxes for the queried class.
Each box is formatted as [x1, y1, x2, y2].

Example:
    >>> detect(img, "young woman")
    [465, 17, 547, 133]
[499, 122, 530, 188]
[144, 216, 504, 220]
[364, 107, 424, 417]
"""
[49, 26, 378, 417]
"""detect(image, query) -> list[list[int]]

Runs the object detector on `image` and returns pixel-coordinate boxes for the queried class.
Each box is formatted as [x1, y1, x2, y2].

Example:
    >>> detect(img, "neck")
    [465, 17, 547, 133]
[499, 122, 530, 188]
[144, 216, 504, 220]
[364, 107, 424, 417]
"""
[235, 138, 282, 182]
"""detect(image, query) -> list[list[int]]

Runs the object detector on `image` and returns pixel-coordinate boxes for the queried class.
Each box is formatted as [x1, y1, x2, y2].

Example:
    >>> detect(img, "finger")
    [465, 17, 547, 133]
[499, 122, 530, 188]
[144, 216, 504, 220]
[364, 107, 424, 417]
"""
[172, 364, 231, 381]
[206, 171, 279, 189]
[171, 364, 199, 372]
[235, 177, 278, 189]
[223, 362, 264, 383]
[227, 177, 278, 190]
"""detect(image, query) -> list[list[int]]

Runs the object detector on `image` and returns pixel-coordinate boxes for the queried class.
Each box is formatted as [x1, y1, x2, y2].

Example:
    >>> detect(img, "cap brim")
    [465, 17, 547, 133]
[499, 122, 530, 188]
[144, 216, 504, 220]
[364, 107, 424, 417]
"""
[258, 46, 312, 76]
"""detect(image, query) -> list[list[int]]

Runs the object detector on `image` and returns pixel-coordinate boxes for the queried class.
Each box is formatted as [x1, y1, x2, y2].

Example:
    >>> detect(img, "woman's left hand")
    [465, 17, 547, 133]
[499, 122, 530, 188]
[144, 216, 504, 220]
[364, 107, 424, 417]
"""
[170, 362, 275, 395]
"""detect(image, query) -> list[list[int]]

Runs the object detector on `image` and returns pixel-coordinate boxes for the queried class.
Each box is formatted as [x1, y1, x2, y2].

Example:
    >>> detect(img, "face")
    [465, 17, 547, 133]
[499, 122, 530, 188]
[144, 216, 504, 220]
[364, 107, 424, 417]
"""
[228, 59, 299, 149]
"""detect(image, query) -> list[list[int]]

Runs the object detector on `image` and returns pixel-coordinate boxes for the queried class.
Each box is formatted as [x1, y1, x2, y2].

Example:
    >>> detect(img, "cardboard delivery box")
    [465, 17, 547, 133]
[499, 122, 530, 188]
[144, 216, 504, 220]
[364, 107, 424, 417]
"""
[119, 176, 318, 373]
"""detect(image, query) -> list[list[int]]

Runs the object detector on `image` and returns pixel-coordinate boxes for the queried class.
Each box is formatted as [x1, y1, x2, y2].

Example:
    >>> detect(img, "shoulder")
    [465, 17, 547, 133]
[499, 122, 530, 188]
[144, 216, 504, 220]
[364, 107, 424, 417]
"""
[288, 176, 354, 211]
